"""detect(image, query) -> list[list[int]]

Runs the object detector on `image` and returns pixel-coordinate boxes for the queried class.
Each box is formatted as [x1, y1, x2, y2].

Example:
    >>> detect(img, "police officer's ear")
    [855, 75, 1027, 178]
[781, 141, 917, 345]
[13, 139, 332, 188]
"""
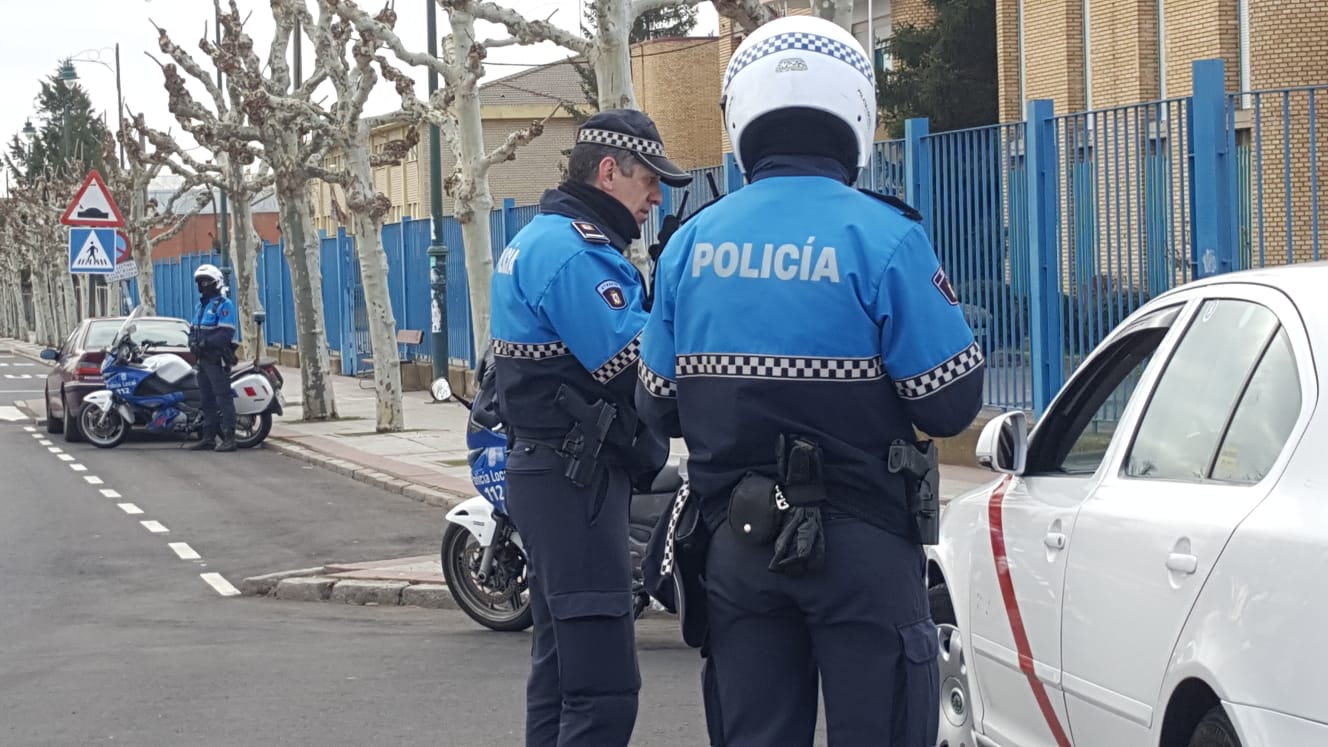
[596, 155, 622, 191]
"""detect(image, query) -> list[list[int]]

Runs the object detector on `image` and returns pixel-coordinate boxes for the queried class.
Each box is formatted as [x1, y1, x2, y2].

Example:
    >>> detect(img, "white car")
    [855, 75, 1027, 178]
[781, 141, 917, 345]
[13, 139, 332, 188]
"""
[928, 263, 1328, 747]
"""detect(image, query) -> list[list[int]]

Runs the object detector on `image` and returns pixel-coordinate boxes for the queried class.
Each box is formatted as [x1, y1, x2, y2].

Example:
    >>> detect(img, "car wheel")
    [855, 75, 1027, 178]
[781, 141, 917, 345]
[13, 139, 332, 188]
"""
[45, 392, 63, 435]
[931, 583, 975, 747]
[1188, 705, 1241, 747]
[62, 392, 83, 443]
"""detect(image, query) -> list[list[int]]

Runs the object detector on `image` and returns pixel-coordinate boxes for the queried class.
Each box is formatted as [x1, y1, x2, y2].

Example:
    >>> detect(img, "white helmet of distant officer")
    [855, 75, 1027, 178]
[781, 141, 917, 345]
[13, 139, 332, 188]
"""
[194, 263, 225, 295]
[720, 15, 877, 181]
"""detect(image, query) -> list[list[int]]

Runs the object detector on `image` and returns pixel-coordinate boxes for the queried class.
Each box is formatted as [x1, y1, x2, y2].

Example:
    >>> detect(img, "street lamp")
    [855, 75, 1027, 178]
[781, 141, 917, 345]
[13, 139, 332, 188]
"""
[426, 0, 451, 396]
[61, 45, 125, 168]
[21, 119, 35, 139]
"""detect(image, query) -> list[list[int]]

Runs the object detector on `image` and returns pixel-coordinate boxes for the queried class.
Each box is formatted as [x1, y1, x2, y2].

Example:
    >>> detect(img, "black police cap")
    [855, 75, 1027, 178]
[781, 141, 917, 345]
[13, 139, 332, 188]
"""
[576, 109, 694, 188]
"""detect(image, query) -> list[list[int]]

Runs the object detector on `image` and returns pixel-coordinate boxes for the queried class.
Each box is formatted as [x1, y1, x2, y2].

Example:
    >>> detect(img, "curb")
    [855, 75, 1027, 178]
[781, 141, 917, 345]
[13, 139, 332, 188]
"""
[241, 567, 460, 611]
[263, 438, 468, 511]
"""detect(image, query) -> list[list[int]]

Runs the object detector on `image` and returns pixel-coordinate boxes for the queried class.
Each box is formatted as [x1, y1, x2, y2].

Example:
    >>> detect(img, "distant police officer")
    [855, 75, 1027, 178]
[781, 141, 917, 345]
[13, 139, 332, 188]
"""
[636, 16, 986, 746]
[490, 109, 693, 746]
[188, 264, 239, 453]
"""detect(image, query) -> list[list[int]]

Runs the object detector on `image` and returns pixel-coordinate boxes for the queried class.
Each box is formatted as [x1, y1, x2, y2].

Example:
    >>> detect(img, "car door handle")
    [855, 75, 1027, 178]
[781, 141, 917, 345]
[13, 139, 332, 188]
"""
[1166, 553, 1198, 574]
[1043, 532, 1066, 550]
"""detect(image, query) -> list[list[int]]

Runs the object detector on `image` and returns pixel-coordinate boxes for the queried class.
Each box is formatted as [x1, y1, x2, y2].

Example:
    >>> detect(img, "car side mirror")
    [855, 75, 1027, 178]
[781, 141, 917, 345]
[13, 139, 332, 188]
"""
[39, 348, 59, 361]
[976, 411, 1028, 475]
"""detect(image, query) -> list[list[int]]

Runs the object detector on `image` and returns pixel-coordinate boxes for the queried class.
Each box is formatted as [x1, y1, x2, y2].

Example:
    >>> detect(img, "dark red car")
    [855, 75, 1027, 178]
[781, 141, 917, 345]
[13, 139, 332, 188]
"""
[41, 315, 194, 442]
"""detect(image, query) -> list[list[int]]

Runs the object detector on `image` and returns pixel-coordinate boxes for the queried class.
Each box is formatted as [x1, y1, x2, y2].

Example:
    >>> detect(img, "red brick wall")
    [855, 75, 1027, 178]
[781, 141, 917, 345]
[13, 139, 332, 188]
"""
[150, 212, 282, 261]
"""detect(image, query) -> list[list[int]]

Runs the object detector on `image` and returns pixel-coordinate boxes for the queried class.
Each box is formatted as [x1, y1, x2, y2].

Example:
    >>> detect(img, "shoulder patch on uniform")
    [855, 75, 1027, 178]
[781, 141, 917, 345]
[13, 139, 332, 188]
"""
[596, 280, 627, 310]
[933, 267, 960, 306]
[219, 305, 231, 318]
[857, 189, 923, 222]
[571, 220, 611, 244]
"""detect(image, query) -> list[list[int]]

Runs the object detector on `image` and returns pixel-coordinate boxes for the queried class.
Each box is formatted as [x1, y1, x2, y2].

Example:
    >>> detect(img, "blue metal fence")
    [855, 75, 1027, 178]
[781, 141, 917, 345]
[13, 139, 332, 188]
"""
[149, 58, 1322, 416]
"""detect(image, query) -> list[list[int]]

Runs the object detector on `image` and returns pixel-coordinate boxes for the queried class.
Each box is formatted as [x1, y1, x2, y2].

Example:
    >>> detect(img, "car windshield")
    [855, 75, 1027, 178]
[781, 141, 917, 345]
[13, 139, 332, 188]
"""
[85, 319, 191, 350]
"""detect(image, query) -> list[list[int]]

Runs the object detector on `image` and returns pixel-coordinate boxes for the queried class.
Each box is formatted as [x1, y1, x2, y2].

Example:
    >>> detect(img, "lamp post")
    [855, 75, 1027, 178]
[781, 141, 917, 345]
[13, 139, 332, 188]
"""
[426, 0, 451, 393]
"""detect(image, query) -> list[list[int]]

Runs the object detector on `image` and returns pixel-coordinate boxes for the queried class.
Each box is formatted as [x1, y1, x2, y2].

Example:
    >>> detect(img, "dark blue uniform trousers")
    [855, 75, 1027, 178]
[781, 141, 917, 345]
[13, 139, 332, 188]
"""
[704, 513, 940, 746]
[197, 358, 235, 437]
[505, 439, 640, 746]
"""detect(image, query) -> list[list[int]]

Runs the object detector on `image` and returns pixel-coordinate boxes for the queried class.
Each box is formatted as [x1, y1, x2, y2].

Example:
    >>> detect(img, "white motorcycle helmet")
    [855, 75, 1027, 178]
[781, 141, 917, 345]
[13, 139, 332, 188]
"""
[721, 15, 877, 179]
[194, 263, 224, 286]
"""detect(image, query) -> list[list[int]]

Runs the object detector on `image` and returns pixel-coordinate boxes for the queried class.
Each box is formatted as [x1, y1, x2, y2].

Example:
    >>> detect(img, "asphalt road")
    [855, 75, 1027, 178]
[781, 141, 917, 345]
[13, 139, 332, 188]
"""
[0, 347, 728, 747]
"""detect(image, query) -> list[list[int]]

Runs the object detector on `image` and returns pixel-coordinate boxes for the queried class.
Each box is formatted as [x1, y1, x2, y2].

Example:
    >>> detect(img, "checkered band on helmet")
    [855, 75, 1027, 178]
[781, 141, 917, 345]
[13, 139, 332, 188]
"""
[723, 31, 874, 90]
[577, 128, 665, 157]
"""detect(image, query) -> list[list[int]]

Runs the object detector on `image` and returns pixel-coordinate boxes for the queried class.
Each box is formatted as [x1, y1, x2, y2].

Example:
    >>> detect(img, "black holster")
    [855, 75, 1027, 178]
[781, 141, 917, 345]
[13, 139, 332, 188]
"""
[553, 384, 622, 487]
[726, 435, 828, 576]
[887, 439, 941, 546]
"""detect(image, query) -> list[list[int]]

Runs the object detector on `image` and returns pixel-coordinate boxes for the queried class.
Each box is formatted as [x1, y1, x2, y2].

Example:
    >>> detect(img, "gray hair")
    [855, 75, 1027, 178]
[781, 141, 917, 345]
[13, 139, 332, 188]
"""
[566, 143, 639, 185]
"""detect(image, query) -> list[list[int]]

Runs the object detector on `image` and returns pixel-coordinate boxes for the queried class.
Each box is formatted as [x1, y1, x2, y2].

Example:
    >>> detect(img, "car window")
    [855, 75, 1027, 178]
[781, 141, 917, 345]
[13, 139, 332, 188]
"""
[1210, 327, 1301, 483]
[1026, 304, 1182, 475]
[84, 319, 191, 349]
[1124, 299, 1280, 481]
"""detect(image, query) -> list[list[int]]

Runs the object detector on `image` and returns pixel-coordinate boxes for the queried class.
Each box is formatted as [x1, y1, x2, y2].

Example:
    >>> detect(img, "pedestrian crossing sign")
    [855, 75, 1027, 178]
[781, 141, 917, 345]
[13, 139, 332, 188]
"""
[69, 227, 117, 275]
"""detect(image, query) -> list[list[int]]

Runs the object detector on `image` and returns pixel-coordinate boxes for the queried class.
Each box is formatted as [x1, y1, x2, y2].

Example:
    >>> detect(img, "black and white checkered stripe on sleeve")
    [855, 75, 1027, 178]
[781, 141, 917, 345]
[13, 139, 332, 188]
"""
[577, 128, 665, 157]
[675, 354, 885, 381]
[494, 339, 572, 360]
[591, 337, 641, 385]
[724, 32, 875, 89]
[893, 342, 985, 400]
[638, 362, 677, 398]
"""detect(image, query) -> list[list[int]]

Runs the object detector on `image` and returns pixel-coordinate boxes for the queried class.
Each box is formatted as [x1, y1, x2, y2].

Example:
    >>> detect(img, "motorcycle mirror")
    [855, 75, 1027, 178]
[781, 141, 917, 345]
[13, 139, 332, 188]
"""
[430, 376, 453, 402]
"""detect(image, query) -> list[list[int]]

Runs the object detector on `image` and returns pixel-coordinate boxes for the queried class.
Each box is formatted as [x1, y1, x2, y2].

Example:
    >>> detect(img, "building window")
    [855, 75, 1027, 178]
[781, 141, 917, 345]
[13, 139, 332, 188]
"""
[874, 37, 893, 73]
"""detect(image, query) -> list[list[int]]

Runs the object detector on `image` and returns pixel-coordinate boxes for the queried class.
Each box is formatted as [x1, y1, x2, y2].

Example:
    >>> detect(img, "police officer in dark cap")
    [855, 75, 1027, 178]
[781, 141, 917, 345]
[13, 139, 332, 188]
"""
[637, 15, 985, 747]
[490, 108, 692, 746]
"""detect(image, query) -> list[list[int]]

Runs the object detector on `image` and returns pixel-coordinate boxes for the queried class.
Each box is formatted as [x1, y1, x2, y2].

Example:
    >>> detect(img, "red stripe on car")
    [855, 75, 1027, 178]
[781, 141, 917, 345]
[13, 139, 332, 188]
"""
[988, 475, 1073, 747]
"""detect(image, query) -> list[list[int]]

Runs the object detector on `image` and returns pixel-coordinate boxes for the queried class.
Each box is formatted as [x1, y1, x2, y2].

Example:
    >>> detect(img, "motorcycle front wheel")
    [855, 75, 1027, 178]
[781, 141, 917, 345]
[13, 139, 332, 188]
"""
[79, 403, 128, 449]
[441, 523, 533, 632]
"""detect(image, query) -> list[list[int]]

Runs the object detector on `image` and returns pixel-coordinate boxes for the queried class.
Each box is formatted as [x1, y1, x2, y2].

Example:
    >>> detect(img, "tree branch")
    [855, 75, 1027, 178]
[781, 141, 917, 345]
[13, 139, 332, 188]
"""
[480, 105, 558, 169]
[467, 0, 593, 55]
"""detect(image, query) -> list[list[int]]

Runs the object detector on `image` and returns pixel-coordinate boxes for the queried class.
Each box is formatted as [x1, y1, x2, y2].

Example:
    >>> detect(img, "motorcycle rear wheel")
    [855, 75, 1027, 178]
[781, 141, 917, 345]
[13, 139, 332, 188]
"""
[441, 523, 533, 632]
[79, 404, 128, 449]
[234, 413, 273, 448]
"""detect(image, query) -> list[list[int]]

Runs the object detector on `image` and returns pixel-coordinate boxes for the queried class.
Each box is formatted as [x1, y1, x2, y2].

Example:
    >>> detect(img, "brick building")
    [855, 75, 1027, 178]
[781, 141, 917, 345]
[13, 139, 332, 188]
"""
[149, 187, 282, 261]
[311, 42, 726, 233]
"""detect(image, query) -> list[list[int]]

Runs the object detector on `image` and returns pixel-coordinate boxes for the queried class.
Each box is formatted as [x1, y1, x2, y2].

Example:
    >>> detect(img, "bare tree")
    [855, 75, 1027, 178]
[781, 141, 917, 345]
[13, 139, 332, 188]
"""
[98, 125, 211, 317]
[334, 0, 556, 357]
[5, 171, 81, 345]
[470, 0, 774, 111]
[155, 0, 339, 420]
[271, 0, 423, 432]
[125, 113, 274, 353]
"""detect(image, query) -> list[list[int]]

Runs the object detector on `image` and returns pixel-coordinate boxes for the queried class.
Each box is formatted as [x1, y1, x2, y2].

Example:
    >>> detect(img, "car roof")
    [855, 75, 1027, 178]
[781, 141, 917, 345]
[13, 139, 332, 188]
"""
[1159, 260, 1328, 306]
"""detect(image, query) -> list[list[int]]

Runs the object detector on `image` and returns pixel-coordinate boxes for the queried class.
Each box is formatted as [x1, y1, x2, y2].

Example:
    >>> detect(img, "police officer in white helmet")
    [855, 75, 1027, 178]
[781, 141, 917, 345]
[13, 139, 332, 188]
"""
[636, 15, 985, 745]
[187, 263, 239, 452]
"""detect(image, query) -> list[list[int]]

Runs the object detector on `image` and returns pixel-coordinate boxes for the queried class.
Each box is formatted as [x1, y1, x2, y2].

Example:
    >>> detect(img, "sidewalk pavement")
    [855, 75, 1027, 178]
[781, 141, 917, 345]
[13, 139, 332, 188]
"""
[3, 336, 999, 608]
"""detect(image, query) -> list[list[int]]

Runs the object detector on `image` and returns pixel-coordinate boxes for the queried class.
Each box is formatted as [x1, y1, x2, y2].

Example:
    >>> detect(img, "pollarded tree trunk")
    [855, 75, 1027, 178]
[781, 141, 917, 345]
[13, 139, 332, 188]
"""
[275, 165, 337, 420]
[450, 14, 497, 358]
[346, 123, 404, 432]
[228, 185, 264, 357]
[59, 267, 77, 336]
[126, 188, 156, 315]
[591, 0, 637, 110]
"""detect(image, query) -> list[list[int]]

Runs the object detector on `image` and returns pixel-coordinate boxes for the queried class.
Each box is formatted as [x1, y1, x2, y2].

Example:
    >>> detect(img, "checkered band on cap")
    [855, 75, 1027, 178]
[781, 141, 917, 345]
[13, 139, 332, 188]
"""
[493, 338, 572, 361]
[592, 337, 641, 385]
[724, 32, 874, 89]
[894, 341, 985, 400]
[577, 128, 665, 158]
[675, 354, 885, 381]
[638, 363, 678, 398]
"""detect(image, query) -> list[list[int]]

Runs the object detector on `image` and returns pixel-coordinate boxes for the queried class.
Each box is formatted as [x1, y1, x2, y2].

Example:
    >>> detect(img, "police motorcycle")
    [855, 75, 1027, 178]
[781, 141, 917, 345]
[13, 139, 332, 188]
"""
[433, 350, 683, 632]
[78, 306, 285, 450]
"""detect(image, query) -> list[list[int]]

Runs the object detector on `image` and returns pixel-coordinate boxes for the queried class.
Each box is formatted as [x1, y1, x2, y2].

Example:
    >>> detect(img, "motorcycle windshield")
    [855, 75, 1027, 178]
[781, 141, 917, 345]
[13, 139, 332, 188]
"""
[111, 305, 145, 349]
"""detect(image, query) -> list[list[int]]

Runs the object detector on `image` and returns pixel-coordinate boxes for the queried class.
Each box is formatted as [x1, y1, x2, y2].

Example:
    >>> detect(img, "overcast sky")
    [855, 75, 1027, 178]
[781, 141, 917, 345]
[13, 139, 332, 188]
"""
[3, 0, 719, 178]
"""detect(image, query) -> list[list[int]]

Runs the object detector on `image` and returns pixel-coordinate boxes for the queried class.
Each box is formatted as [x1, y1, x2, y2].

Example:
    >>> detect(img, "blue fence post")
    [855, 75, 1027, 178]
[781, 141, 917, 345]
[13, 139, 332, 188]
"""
[1190, 59, 1239, 278]
[1024, 99, 1066, 415]
[903, 118, 932, 234]
[724, 152, 744, 193]
[502, 198, 518, 243]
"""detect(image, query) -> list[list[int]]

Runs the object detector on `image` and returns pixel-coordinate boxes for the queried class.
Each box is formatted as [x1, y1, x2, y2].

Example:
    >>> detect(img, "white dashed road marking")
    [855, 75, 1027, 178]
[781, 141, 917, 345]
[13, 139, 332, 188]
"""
[57, 454, 74, 462]
[38, 439, 51, 446]
[169, 543, 201, 560]
[140, 521, 169, 534]
[22, 426, 35, 432]
[47, 447, 62, 454]
[118, 503, 144, 515]
[70, 464, 86, 472]
[30, 433, 43, 439]
[100, 489, 120, 499]
[84, 476, 103, 485]
[200, 573, 240, 597]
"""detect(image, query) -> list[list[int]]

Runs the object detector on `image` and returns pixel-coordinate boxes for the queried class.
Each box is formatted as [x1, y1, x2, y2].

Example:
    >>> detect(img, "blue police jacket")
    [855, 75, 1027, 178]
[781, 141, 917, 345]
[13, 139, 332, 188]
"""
[491, 186, 667, 481]
[635, 154, 985, 536]
[192, 293, 237, 354]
